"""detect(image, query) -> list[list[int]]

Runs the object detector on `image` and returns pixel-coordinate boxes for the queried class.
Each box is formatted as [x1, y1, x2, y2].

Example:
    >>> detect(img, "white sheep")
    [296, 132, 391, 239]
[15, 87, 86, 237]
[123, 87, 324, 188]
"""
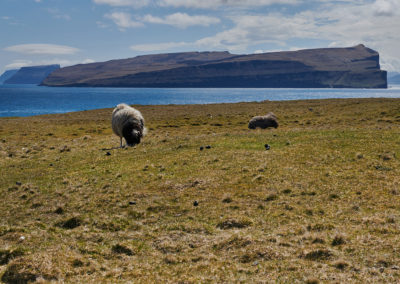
[112, 103, 147, 147]
[248, 112, 278, 129]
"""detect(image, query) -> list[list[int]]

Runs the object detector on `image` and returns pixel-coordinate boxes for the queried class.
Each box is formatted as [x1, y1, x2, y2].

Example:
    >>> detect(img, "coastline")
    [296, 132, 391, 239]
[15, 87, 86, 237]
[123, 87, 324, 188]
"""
[1, 84, 400, 118]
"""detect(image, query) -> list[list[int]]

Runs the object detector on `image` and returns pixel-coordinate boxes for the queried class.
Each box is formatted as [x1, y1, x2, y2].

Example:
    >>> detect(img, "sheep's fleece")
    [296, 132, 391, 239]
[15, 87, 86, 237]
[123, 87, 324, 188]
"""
[112, 103, 146, 147]
[248, 112, 278, 129]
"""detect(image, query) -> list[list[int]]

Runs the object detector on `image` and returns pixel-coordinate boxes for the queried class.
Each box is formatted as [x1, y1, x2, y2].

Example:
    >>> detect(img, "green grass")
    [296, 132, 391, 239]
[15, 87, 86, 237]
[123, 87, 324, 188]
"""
[0, 98, 399, 283]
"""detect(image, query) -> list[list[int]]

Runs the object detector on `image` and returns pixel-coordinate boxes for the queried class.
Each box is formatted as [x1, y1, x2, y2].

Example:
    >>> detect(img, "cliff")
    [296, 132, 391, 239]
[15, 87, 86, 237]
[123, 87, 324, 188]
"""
[6, 65, 60, 85]
[42, 45, 387, 88]
[0, 69, 19, 84]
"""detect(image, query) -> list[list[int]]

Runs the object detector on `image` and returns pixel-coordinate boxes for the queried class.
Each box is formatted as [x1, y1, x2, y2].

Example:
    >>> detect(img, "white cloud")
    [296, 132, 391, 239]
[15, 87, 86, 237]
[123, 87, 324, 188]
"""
[5, 60, 33, 70]
[96, 21, 109, 28]
[4, 44, 80, 55]
[105, 12, 143, 29]
[130, 41, 189, 52]
[92, 0, 298, 8]
[142, 13, 220, 28]
[47, 8, 71, 20]
[373, 0, 399, 16]
[5, 58, 97, 70]
[93, 0, 150, 7]
[158, 0, 299, 9]
[81, 59, 96, 64]
[128, 0, 400, 70]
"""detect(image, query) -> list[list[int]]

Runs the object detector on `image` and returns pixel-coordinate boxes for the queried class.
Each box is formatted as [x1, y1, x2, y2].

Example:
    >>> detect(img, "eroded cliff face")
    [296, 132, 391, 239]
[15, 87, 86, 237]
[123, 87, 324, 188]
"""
[42, 45, 387, 88]
[0, 69, 19, 84]
[6, 65, 60, 85]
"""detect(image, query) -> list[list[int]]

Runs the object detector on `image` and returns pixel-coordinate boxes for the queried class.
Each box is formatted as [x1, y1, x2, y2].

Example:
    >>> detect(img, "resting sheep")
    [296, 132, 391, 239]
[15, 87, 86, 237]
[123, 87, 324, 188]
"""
[248, 112, 278, 129]
[112, 103, 146, 147]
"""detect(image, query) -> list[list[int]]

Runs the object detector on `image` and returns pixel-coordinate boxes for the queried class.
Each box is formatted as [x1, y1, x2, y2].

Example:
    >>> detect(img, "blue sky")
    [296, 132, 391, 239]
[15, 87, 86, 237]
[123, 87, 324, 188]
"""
[1, 0, 400, 74]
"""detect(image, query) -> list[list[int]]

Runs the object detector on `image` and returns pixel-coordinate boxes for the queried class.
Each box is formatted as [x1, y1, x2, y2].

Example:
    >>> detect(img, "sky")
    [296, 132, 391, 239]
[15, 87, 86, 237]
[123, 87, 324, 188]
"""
[1, 0, 400, 74]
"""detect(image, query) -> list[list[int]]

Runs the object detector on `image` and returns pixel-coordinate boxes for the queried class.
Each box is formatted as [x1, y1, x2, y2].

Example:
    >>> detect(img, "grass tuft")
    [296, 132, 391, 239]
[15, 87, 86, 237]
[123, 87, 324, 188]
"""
[303, 249, 334, 261]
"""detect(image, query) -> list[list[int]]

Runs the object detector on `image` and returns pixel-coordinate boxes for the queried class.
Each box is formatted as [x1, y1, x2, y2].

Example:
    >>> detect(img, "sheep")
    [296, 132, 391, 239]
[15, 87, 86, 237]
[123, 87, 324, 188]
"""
[112, 103, 146, 147]
[248, 112, 278, 129]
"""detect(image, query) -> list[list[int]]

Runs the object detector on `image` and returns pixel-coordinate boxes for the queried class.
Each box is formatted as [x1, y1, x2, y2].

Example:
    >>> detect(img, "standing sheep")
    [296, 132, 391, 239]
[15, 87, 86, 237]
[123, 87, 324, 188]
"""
[112, 103, 147, 147]
[248, 112, 278, 129]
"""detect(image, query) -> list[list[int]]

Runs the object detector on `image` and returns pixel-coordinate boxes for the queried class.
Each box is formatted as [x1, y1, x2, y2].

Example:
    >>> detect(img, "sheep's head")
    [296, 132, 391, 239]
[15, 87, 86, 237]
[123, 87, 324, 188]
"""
[122, 121, 142, 147]
[270, 119, 279, 128]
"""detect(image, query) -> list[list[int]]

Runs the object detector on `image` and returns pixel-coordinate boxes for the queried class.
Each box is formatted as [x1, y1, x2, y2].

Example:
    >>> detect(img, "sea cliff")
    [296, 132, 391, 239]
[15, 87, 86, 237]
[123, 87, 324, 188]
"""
[42, 45, 387, 88]
[5, 65, 60, 85]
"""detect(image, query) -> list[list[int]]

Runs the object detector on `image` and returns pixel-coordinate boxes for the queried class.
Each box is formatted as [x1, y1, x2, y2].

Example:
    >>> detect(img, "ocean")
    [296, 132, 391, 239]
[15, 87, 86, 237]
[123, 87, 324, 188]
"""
[1, 84, 400, 117]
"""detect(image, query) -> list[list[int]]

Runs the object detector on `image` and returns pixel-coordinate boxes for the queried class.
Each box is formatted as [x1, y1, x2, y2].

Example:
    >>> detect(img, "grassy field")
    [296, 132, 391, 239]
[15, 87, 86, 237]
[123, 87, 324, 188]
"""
[0, 98, 399, 283]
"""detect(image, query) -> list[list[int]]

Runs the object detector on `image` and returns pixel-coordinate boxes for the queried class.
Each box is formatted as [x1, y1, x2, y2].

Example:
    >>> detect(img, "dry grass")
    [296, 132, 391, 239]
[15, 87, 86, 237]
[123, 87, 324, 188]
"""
[0, 98, 399, 283]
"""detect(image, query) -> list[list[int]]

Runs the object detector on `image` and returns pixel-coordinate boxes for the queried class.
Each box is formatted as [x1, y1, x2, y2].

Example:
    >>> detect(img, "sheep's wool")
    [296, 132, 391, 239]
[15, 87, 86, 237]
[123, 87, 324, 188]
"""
[248, 112, 278, 129]
[112, 103, 146, 147]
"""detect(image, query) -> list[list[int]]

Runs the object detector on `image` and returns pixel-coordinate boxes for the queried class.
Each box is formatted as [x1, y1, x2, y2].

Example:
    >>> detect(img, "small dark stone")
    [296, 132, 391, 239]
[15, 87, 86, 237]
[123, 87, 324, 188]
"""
[193, 201, 199, 206]
[112, 244, 133, 256]
[54, 207, 64, 214]
[15, 182, 22, 186]
[199, 146, 204, 151]
[205, 145, 211, 149]
[56, 217, 81, 229]
[49, 163, 53, 167]
[106, 152, 111, 156]
[264, 144, 271, 150]
[129, 201, 137, 205]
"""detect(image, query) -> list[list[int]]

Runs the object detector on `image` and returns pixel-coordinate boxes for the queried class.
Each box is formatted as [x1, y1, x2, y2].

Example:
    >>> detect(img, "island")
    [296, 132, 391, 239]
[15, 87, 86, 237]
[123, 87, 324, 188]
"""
[42, 44, 387, 88]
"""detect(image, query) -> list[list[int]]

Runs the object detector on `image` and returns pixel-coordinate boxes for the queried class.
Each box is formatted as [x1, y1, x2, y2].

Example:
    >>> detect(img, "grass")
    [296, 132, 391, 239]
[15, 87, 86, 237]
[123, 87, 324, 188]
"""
[0, 98, 399, 283]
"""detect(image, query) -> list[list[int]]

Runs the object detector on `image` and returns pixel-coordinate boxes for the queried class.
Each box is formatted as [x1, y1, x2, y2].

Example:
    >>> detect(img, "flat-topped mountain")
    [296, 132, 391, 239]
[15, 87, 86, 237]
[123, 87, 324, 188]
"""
[42, 45, 387, 88]
[6, 65, 60, 85]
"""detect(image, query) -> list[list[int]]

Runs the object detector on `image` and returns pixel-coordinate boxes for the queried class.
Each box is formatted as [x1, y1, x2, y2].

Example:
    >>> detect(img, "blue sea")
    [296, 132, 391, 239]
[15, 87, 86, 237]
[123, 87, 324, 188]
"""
[1, 84, 400, 117]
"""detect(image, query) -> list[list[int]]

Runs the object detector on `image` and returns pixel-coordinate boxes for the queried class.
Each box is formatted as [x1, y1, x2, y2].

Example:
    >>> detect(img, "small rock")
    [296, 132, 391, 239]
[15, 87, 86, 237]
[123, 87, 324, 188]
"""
[193, 201, 199, 207]
[392, 265, 400, 270]
[199, 146, 204, 151]
[252, 261, 259, 266]
[205, 145, 211, 149]
[106, 152, 111, 156]
[264, 144, 270, 150]
[16, 181, 22, 186]
[56, 216, 81, 229]
[54, 207, 64, 214]
[129, 201, 136, 205]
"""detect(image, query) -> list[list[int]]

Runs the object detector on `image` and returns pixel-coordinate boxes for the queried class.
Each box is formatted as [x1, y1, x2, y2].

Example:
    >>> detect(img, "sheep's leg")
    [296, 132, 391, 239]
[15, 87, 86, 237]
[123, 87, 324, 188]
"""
[120, 137, 123, 148]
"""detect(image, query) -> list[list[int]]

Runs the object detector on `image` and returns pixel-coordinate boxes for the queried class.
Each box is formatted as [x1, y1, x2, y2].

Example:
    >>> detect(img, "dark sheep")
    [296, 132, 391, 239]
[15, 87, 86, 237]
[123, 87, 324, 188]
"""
[248, 112, 278, 129]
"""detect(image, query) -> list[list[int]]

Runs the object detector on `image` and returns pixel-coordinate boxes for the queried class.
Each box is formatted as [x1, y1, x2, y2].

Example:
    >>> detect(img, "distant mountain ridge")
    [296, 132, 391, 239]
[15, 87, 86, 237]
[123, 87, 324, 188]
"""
[42, 45, 387, 88]
[5, 65, 60, 84]
[0, 69, 19, 84]
[388, 73, 400, 84]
